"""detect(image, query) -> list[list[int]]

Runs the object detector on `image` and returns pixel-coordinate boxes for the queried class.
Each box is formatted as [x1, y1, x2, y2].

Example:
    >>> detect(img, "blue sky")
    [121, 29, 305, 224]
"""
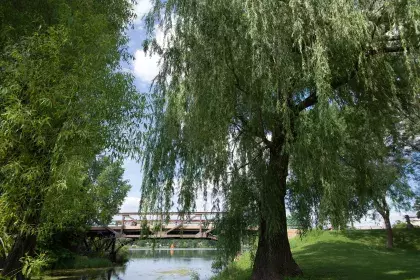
[119, 0, 206, 213]
[119, 0, 155, 212]
[119, 0, 415, 226]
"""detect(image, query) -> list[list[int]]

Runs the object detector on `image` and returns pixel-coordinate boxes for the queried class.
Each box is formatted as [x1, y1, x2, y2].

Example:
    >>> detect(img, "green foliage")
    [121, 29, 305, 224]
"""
[0, 0, 141, 233]
[287, 213, 303, 229]
[141, 0, 420, 268]
[190, 271, 200, 280]
[364, 138, 416, 230]
[0, 0, 142, 277]
[213, 229, 420, 280]
[211, 253, 252, 280]
[0, 231, 11, 258]
[134, 239, 217, 248]
[393, 220, 407, 229]
[89, 157, 132, 225]
[37, 157, 131, 271]
[21, 253, 51, 278]
[115, 246, 130, 264]
[39, 156, 131, 235]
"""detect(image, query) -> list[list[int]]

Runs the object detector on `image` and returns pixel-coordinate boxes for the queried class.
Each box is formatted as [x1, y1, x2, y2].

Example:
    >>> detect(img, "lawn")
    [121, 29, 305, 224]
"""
[212, 229, 420, 280]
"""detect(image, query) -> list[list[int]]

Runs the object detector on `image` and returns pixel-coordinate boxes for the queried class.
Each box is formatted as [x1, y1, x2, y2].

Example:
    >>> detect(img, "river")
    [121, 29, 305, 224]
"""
[47, 248, 218, 280]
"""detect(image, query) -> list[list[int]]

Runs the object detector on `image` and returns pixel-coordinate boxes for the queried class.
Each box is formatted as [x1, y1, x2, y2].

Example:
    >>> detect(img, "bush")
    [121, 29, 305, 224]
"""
[115, 246, 130, 264]
[393, 220, 407, 229]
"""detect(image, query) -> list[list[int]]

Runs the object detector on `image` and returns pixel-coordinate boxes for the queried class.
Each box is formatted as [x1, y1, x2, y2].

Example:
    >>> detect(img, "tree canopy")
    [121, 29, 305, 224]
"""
[37, 156, 131, 268]
[0, 0, 141, 278]
[141, 1, 420, 278]
[41, 156, 131, 232]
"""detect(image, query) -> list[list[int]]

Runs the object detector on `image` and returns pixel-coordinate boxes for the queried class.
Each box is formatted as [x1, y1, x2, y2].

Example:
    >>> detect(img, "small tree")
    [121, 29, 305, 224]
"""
[414, 196, 420, 219]
[370, 161, 413, 248]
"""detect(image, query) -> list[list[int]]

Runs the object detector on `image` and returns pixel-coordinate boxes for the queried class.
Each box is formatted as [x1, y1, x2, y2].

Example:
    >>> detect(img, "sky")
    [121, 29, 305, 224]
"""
[118, 0, 155, 213]
[118, 0, 415, 227]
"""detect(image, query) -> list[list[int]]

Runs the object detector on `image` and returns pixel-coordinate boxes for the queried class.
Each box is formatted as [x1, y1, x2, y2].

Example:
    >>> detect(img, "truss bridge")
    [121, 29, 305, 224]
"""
[89, 212, 219, 240]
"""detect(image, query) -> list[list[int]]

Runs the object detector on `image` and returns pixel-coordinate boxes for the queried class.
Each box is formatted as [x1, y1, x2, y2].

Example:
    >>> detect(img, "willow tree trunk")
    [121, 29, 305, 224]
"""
[251, 149, 302, 279]
[1, 234, 37, 280]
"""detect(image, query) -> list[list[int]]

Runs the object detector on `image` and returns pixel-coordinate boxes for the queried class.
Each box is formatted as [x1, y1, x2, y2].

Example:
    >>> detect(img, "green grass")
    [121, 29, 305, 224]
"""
[212, 229, 420, 280]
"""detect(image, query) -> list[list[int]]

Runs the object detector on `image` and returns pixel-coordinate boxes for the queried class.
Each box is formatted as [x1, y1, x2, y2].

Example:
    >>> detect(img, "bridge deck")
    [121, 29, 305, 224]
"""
[88, 213, 299, 240]
[89, 212, 218, 240]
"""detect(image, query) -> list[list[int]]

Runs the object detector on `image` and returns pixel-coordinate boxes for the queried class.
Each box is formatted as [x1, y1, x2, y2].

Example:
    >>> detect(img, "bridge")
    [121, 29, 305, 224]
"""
[89, 212, 219, 240]
[87, 212, 299, 261]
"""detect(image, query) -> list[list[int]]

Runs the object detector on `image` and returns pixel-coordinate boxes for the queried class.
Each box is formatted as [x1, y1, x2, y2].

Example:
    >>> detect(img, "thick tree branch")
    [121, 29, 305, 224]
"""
[367, 45, 407, 56]
[236, 114, 272, 148]
[257, 107, 272, 147]
[295, 45, 408, 113]
[295, 90, 318, 113]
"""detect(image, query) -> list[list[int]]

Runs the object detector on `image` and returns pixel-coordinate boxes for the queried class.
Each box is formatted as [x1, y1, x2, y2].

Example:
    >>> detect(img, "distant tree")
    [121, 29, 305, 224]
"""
[286, 213, 301, 229]
[0, 1, 141, 278]
[290, 122, 416, 248]
[89, 157, 132, 225]
[393, 220, 409, 229]
[414, 197, 420, 219]
[142, 1, 420, 278]
[369, 158, 414, 248]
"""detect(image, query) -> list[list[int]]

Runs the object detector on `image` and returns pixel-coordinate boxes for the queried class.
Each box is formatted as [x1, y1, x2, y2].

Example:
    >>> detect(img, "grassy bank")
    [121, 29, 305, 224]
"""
[212, 229, 420, 280]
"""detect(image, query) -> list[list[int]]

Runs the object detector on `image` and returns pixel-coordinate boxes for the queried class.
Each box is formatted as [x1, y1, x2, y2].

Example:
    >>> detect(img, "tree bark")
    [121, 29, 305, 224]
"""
[252, 217, 302, 279]
[383, 214, 393, 249]
[251, 147, 302, 279]
[1, 233, 37, 280]
[375, 197, 393, 249]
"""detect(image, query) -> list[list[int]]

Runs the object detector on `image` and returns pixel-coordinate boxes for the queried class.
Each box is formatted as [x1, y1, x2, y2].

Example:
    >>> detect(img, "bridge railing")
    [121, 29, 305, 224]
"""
[101, 212, 222, 236]
[110, 212, 219, 226]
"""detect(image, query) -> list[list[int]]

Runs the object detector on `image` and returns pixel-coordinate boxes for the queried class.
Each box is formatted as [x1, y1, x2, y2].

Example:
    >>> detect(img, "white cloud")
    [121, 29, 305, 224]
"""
[120, 196, 141, 213]
[134, 0, 153, 23]
[156, 27, 165, 48]
[133, 50, 160, 83]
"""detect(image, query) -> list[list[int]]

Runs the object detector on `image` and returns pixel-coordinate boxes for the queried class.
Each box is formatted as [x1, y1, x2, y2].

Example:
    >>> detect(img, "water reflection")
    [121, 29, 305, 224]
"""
[46, 249, 217, 280]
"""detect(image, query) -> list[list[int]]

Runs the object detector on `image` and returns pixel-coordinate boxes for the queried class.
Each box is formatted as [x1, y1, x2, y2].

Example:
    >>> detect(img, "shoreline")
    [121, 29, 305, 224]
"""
[129, 247, 217, 251]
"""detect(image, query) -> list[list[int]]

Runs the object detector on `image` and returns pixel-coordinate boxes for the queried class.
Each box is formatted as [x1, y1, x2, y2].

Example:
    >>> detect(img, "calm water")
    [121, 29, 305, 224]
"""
[48, 249, 217, 280]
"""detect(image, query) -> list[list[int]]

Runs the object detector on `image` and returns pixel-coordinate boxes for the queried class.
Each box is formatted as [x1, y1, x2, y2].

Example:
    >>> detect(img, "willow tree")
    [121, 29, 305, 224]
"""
[141, 1, 420, 279]
[0, 0, 141, 278]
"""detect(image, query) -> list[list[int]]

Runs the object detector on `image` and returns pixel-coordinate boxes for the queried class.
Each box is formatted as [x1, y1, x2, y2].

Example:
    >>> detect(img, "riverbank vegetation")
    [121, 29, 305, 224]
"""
[212, 229, 420, 280]
[133, 239, 217, 249]
[1, 157, 133, 274]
